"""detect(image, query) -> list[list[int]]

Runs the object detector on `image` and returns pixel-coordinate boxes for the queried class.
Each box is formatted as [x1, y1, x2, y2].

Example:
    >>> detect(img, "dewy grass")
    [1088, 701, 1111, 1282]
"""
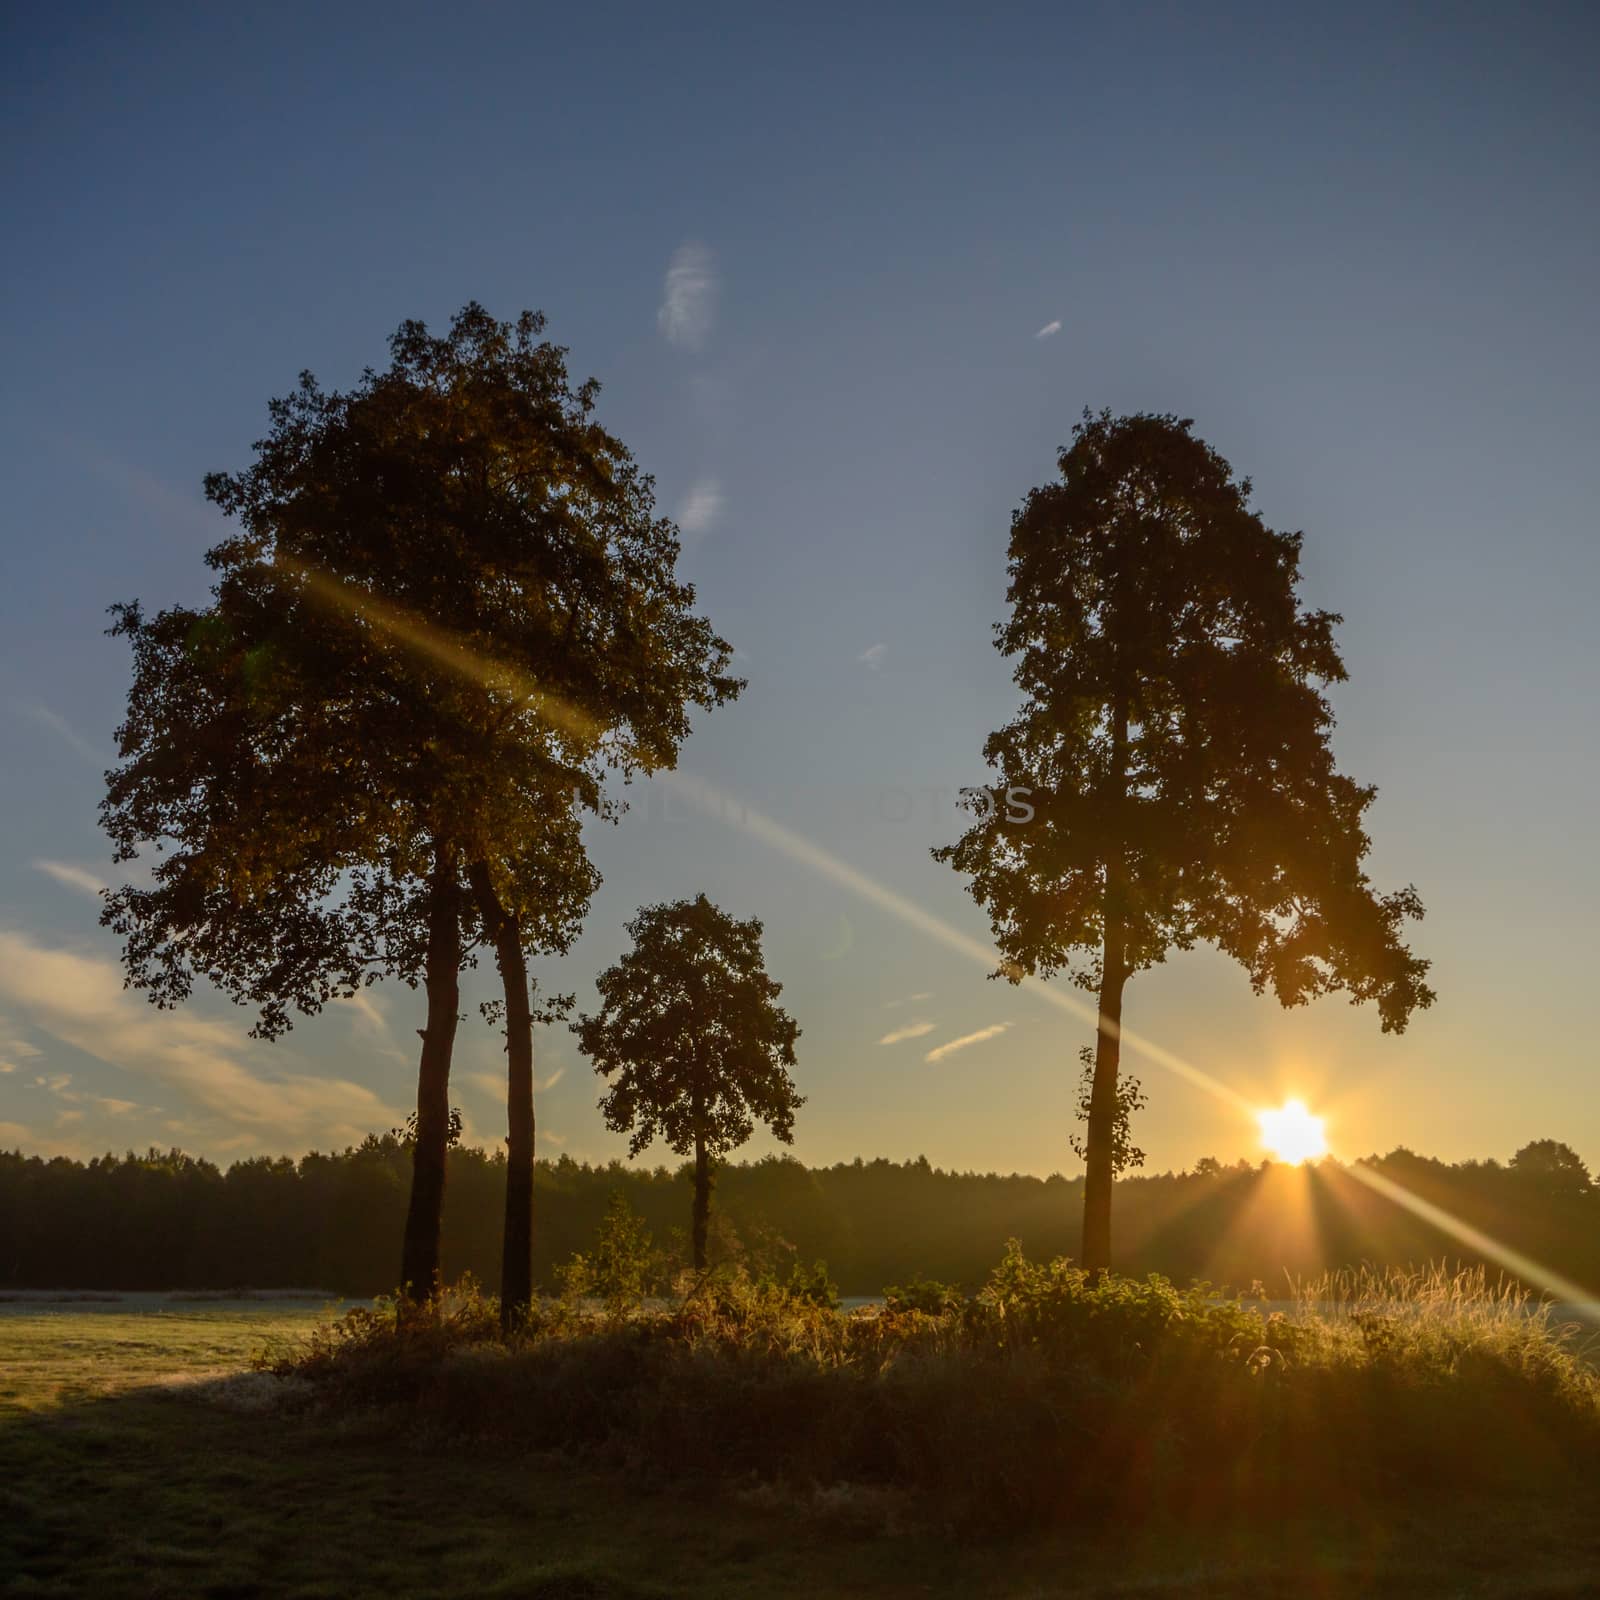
[259, 1246, 1600, 1531]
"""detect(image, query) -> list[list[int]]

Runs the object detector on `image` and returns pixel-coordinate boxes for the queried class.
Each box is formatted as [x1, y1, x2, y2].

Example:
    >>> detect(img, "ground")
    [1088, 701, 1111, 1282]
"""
[3, 1300, 1599, 1598]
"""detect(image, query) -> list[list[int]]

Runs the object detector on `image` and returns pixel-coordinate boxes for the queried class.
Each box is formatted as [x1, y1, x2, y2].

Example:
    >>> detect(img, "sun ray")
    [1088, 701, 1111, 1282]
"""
[1342, 1161, 1594, 1308]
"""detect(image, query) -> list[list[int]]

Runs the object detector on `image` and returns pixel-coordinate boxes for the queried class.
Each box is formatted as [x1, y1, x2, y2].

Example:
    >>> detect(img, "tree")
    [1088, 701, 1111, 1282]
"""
[1510, 1140, 1592, 1199]
[936, 410, 1434, 1276]
[558, 1190, 660, 1320]
[574, 895, 802, 1270]
[103, 305, 740, 1315]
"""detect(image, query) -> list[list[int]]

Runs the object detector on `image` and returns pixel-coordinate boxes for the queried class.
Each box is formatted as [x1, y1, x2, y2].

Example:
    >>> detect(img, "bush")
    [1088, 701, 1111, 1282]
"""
[769, 1258, 840, 1310]
[556, 1192, 661, 1319]
[882, 1275, 964, 1316]
[261, 1246, 1600, 1530]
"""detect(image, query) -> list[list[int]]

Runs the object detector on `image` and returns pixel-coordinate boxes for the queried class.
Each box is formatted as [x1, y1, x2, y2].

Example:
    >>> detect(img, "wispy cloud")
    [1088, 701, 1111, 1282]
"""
[884, 992, 933, 1010]
[0, 931, 403, 1149]
[468, 1063, 563, 1099]
[0, 1012, 42, 1075]
[34, 860, 106, 899]
[17, 701, 104, 764]
[924, 1022, 1011, 1063]
[22, 1068, 145, 1120]
[1035, 319, 1062, 340]
[879, 1021, 936, 1046]
[858, 643, 888, 671]
[658, 242, 718, 351]
[677, 478, 724, 544]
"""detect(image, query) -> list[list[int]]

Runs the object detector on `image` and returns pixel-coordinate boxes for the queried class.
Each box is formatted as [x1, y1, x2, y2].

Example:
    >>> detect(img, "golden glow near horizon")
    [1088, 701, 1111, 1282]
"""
[1257, 1099, 1329, 1165]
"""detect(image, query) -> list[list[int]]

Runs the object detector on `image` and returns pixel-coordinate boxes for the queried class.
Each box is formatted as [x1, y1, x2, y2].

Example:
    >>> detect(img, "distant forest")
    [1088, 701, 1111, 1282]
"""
[2, 1139, 1595, 1298]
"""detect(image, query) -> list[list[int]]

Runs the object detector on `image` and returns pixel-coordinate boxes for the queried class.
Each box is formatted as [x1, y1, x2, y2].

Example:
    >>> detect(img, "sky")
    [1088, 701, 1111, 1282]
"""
[2, 3, 1596, 1179]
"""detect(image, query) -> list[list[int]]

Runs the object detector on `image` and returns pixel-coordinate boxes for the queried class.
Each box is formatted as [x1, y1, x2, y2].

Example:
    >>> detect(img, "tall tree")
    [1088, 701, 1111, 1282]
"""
[104, 304, 740, 1307]
[936, 410, 1434, 1275]
[574, 895, 802, 1270]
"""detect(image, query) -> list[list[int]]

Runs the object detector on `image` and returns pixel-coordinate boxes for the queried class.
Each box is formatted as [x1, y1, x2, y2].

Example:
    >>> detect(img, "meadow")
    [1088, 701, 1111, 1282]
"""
[6, 1262, 1600, 1599]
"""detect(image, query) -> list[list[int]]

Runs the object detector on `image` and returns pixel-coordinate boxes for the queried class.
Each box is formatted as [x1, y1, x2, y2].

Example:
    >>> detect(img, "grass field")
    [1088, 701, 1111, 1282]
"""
[4, 1298, 1600, 1598]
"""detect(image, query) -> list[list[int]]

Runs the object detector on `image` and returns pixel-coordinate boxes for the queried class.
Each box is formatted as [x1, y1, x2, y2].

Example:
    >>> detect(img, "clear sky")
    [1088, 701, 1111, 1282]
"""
[2, 3, 1596, 1178]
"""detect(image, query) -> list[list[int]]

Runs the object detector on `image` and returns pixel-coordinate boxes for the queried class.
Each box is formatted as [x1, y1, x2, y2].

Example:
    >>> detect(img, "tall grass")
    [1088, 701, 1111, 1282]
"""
[1289, 1262, 1599, 1397]
[259, 1248, 1600, 1530]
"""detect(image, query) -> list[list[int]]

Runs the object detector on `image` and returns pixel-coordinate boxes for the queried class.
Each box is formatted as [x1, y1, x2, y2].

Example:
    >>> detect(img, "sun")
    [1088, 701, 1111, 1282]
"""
[1257, 1099, 1328, 1164]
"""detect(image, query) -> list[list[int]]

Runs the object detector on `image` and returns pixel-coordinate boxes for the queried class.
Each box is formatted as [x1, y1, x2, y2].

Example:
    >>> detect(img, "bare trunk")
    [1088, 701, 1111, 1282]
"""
[692, 1135, 711, 1272]
[469, 861, 534, 1334]
[1081, 692, 1129, 1281]
[399, 845, 461, 1306]
[1080, 946, 1126, 1279]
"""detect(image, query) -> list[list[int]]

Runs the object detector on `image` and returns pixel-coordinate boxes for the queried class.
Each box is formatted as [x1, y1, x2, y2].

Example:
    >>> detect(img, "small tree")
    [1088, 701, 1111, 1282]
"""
[559, 1191, 659, 1319]
[937, 411, 1434, 1276]
[574, 895, 802, 1270]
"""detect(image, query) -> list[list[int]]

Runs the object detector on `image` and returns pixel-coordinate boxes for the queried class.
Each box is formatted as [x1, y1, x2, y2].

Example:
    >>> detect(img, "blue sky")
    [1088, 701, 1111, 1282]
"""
[2, 2, 1596, 1176]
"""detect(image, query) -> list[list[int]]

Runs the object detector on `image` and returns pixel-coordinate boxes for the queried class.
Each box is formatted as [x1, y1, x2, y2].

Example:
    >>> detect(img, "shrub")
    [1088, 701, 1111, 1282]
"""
[769, 1259, 840, 1310]
[881, 1275, 964, 1316]
[261, 1247, 1600, 1530]
[556, 1192, 661, 1319]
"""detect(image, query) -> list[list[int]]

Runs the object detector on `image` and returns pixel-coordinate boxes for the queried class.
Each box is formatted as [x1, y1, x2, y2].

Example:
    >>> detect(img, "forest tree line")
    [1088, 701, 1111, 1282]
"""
[3, 1139, 1593, 1299]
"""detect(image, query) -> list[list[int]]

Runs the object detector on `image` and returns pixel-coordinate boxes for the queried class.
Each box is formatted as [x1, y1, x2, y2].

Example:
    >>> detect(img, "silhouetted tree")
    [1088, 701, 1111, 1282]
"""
[574, 895, 802, 1269]
[103, 305, 739, 1312]
[937, 410, 1434, 1275]
[1510, 1140, 1592, 1199]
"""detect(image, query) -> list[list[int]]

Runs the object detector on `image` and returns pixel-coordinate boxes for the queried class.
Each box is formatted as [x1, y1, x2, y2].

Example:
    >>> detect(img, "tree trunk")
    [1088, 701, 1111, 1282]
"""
[399, 845, 461, 1307]
[1081, 691, 1130, 1281]
[469, 861, 534, 1334]
[1080, 945, 1127, 1279]
[691, 1136, 711, 1271]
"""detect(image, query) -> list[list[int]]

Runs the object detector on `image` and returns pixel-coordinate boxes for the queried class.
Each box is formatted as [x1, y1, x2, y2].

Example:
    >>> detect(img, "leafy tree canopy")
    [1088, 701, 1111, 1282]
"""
[575, 894, 803, 1162]
[937, 408, 1434, 1032]
[102, 304, 740, 1031]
